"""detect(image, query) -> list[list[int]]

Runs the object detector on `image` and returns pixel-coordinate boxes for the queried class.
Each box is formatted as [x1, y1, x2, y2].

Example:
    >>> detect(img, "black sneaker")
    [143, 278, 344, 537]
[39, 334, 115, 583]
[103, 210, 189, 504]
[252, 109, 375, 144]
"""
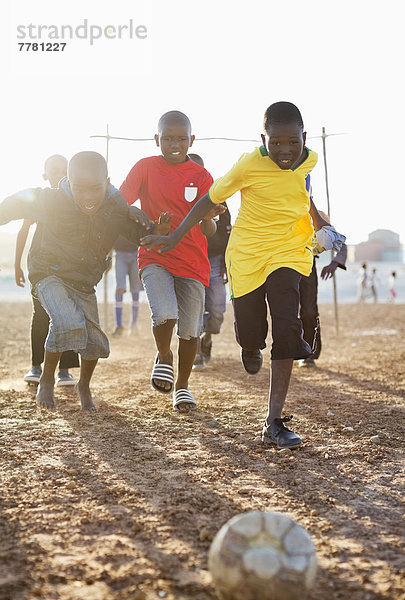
[241, 348, 263, 374]
[201, 336, 212, 362]
[24, 367, 42, 384]
[298, 357, 316, 368]
[262, 416, 302, 449]
[192, 353, 205, 371]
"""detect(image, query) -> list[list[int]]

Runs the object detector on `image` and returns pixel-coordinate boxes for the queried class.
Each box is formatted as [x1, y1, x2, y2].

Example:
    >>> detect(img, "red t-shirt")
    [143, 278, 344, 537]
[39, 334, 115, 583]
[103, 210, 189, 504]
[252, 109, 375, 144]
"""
[120, 156, 213, 286]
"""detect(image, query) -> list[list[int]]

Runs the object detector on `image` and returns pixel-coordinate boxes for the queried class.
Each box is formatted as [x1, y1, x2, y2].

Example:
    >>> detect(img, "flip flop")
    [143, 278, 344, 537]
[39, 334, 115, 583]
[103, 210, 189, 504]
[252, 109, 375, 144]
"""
[151, 355, 174, 394]
[173, 388, 197, 412]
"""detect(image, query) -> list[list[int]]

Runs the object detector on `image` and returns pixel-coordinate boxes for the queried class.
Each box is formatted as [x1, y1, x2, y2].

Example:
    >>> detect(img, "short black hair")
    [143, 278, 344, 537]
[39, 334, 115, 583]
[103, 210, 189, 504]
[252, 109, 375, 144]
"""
[263, 102, 304, 134]
[188, 153, 204, 167]
[158, 110, 191, 134]
[68, 151, 108, 179]
[44, 154, 67, 171]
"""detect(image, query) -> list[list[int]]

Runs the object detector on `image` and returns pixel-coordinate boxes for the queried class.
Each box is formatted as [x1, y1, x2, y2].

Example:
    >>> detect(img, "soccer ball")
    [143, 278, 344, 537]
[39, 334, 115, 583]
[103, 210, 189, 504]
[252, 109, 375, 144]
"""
[208, 510, 317, 600]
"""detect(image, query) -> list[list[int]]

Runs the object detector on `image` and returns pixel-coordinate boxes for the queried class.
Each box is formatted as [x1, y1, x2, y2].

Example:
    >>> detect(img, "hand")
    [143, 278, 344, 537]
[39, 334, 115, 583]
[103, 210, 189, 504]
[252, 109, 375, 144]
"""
[153, 212, 173, 236]
[203, 204, 227, 221]
[128, 206, 152, 230]
[321, 261, 338, 280]
[140, 232, 180, 254]
[15, 266, 25, 287]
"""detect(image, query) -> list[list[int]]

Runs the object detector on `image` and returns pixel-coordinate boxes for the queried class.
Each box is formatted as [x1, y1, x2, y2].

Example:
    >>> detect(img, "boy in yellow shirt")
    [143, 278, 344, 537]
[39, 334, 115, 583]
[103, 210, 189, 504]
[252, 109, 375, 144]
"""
[140, 102, 344, 449]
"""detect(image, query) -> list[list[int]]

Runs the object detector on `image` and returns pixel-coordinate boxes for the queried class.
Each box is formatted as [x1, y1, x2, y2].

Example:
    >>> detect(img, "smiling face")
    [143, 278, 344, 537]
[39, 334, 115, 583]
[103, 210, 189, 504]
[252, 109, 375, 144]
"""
[68, 153, 109, 215]
[155, 115, 195, 165]
[261, 122, 306, 170]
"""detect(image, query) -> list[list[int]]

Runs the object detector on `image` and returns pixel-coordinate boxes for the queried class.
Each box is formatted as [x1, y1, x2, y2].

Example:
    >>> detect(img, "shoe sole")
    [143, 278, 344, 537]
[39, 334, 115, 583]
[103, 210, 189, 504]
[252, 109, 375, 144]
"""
[192, 364, 205, 371]
[56, 380, 76, 387]
[262, 435, 302, 449]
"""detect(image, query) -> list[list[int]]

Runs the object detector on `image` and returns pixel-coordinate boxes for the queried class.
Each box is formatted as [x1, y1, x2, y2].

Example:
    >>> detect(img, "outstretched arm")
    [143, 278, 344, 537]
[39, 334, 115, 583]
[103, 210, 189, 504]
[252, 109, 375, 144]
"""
[200, 204, 226, 238]
[0, 189, 42, 225]
[309, 197, 330, 231]
[140, 194, 217, 253]
[14, 220, 34, 287]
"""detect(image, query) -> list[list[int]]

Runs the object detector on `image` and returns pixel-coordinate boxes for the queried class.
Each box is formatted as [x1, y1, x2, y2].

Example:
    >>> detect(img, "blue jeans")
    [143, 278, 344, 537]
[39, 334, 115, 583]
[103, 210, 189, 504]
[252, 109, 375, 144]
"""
[115, 251, 143, 293]
[34, 276, 110, 360]
[203, 255, 227, 334]
[141, 264, 204, 340]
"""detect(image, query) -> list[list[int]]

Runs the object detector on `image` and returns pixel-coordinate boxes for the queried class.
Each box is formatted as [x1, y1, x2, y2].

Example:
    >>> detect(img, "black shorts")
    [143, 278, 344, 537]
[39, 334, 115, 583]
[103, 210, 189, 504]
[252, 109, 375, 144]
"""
[232, 267, 313, 360]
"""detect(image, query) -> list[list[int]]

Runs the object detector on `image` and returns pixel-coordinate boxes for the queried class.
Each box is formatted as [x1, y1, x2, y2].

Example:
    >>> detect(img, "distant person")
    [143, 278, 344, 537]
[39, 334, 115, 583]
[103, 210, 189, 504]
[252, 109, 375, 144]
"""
[140, 101, 345, 449]
[370, 268, 380, 303]
[389, 271, 397, 302]
[358, 262, 370, 303]
[120, 111, 224, 412]
[14, 154, 80, 386]
[111, 235, 143, 336]
[188, 153, 231, 371]
[0, 151, 166, 412]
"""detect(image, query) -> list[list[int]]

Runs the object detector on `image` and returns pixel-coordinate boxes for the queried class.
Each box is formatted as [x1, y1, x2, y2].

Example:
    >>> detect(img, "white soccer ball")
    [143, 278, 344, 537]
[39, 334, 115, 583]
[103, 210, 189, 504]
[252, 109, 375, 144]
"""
[209, 510, 317, 600]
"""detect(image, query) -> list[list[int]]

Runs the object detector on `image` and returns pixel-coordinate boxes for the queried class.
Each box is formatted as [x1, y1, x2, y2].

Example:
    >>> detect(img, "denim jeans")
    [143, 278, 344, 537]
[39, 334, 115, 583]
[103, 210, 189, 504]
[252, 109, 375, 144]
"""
[115, 250, 143, 293]
[203, 255, 227, 334]
[34, 276, 110, 360]
[141, 264, 204, 340]
[30, 294, 80, 368]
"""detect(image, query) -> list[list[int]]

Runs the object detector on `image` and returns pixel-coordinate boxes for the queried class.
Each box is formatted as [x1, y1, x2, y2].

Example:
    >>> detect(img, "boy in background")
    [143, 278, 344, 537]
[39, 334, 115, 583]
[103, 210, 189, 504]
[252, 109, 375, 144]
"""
[298, 210, 347, 367]
[14, 155, 80, 386]
[111, 235, 143, 336]
[188, 154, 231, 371]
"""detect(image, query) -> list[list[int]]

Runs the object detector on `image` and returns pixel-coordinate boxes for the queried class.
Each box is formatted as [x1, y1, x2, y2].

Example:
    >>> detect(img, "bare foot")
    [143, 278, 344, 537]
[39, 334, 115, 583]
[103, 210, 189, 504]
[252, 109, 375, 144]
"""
[36, 381, 56, 411]
[76, 383, 97, 412]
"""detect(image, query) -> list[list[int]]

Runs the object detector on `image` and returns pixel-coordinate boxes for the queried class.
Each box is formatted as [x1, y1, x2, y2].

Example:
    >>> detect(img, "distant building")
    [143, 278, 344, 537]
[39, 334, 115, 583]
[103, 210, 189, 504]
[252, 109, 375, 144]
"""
[350, 229, 403, 263]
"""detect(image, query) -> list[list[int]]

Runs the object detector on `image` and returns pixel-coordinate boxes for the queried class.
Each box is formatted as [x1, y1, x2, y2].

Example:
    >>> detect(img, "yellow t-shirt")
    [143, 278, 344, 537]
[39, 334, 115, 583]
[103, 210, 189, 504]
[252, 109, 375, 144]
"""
[208, 146, 317, 298]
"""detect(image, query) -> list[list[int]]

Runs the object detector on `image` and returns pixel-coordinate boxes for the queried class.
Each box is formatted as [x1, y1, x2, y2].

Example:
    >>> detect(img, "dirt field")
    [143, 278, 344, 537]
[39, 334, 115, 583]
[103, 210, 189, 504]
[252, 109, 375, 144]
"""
[0, 301, 404, 600]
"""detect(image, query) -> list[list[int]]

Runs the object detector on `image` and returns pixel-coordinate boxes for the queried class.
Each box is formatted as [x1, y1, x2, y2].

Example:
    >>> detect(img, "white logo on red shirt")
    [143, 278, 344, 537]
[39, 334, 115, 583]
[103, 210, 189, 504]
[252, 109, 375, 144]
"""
[184, 184, 198, 202]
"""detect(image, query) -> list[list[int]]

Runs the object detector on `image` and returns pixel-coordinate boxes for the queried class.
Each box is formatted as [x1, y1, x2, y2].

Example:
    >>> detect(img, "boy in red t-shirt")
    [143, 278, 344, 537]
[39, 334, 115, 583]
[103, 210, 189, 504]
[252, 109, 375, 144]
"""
[121, 110, 222, 411]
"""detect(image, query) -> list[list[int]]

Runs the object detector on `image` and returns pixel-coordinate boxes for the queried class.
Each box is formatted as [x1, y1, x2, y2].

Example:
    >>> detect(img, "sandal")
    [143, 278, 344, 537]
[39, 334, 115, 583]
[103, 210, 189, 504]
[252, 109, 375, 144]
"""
[151, 354, 174, 394]
[173, 388, 197, 412]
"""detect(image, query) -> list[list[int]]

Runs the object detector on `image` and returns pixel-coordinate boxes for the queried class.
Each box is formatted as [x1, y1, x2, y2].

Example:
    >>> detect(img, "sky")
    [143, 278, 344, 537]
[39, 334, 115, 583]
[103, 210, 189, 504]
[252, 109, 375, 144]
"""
[1, 0, 404, 246]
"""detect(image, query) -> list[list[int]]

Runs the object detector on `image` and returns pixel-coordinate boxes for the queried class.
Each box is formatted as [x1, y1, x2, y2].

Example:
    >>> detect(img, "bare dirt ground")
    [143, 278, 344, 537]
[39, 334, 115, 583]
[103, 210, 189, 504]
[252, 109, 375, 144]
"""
[0, 301, 404, 600]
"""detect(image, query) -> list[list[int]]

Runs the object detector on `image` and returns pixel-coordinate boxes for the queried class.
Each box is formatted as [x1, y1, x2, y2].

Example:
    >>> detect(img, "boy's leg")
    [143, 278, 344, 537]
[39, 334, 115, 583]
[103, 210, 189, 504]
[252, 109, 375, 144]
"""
[299, 262, 321, 363]
[35, 276, 102, 410]
[57, 350, 80, 386]
[131, 292, 140, 329]
[31, 295, 50, 366]
[201, 255, 227, 362]
[113, 251, 126, 335]
[232, 282, 268, 373]
[73, 287, 110, 410]
[36, 350, 62, 410]
[152, 319, 176, 391]
[265, 358, 294, 425]
[128, 252, 142, 331]
[77, 359, 98, 411]
[175, 275, 205, 408]
[141, 264, 178, 392]
[177, 337, 199, 390]
[262, 268, 313, 448]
